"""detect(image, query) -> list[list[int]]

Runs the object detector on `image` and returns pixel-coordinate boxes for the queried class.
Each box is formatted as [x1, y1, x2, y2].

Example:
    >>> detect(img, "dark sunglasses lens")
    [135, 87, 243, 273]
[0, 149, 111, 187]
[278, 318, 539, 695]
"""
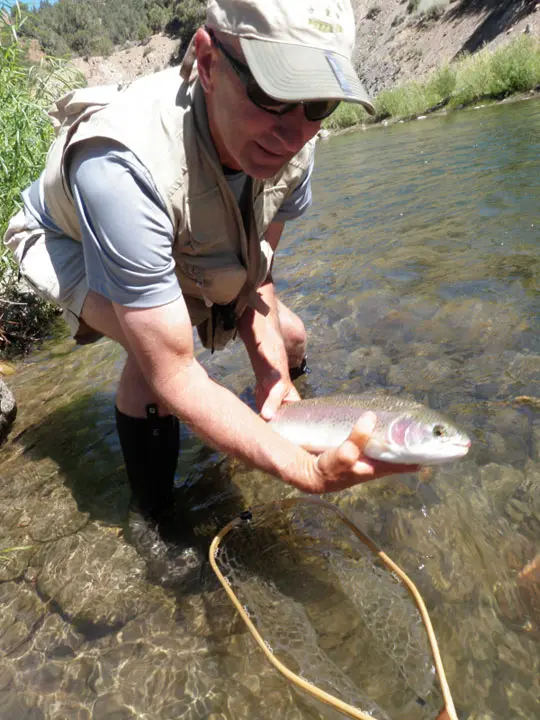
[305, 100, 341, 121]
[248, 84, 293, 113]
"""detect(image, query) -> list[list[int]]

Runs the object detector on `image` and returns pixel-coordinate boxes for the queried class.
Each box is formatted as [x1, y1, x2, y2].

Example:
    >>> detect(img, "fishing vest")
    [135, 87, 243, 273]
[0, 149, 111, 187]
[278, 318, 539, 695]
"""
[42, 63, 314, 349]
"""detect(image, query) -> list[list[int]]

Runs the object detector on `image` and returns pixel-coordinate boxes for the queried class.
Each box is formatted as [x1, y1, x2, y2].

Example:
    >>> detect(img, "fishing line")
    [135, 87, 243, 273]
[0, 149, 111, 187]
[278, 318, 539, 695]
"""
[209, 497, 458, 720]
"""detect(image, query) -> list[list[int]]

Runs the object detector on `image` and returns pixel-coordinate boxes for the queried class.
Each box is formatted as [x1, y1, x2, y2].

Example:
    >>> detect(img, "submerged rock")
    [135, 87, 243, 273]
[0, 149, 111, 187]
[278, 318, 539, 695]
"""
[0, 378, 16, 445]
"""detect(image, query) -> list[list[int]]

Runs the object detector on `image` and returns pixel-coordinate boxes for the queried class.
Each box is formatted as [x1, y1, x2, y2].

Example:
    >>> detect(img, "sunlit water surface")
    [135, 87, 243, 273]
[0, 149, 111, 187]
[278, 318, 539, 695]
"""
[0, 98, 539, 720]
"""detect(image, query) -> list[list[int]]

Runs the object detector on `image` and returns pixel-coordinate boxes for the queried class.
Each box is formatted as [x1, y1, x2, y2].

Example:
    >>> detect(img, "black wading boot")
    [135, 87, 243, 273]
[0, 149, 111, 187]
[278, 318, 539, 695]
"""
[115, 403, 179, 541]
[116, 405, 206, 590]
[289, 355, 310, 381]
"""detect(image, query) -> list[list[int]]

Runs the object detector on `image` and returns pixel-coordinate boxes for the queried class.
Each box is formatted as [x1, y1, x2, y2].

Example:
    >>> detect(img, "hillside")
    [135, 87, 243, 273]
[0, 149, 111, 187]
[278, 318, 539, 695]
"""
[69, 0, 539, 93]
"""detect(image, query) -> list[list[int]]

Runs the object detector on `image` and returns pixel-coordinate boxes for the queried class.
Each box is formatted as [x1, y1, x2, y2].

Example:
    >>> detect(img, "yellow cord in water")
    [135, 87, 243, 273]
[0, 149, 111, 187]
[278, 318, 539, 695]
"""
[209, 496, 458, 720]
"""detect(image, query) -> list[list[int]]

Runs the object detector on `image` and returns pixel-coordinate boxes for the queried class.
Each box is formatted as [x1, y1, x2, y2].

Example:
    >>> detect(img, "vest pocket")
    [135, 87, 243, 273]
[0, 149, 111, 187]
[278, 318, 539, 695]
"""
[185, 185, 242, 255]
[175, 253, 247, 306]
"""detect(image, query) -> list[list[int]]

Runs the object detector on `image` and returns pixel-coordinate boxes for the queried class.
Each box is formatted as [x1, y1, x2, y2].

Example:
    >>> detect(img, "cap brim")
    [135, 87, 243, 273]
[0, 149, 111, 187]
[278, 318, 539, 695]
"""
[241, 38, 375, 115]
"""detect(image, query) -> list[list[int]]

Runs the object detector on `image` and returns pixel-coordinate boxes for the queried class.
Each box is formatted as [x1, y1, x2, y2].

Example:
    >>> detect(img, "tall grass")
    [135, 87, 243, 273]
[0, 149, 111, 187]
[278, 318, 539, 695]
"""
[322, 101, 369, 131]
[375, 35, 540, 121]
[323, 35, 540, 131]
[1, 3, 84, 260]
[0, 2, 85, 356]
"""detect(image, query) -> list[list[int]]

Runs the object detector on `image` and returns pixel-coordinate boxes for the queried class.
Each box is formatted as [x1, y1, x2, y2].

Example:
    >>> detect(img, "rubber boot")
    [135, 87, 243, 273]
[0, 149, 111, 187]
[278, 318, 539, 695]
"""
[289, 355, 310, 381]
[115, 403, 179, 535]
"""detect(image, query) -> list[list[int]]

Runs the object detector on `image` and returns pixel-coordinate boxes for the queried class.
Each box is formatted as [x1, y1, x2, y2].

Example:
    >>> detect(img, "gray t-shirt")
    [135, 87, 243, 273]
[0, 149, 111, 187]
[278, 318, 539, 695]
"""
[22, 140, 314, 308]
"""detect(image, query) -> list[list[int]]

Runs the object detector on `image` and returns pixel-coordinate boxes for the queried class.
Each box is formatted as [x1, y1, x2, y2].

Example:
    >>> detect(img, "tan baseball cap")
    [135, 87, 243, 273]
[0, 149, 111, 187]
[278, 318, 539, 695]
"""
[205, 0, 375, 115]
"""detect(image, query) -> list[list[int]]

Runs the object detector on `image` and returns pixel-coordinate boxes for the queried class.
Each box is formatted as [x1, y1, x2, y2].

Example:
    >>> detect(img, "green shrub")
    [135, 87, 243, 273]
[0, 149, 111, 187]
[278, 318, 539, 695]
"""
[372, 35, 540, 120]
[487, 35, 540, 98]
[147, 6, 168, 34]
[426, 64, 457, 100]
[322, 102, 368, 131]
[166, 0, 206, 56]
[0, 2, 85, 357]
[137, 23, 151, 44]
[449, 47, 493, 107]
[374, 81, 433, 120]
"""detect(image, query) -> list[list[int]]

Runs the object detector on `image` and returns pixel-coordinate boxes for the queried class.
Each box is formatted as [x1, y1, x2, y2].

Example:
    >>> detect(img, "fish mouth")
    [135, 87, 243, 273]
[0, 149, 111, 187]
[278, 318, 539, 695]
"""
[420, 443, 471, 464]
[397, 439, 471, 465]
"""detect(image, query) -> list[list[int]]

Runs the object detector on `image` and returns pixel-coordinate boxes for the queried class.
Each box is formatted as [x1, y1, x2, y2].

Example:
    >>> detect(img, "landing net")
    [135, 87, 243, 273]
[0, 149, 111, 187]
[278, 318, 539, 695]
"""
[209, 497, 457, 720]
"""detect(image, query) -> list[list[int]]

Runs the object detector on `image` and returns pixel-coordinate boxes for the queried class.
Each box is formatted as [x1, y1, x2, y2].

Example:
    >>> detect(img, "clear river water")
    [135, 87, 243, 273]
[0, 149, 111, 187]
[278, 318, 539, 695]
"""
[0, 97, 539, 720]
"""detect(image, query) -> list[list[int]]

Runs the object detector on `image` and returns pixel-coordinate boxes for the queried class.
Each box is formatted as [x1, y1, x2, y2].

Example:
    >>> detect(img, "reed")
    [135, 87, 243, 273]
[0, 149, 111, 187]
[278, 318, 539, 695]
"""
[322, 101, 369, 131]
[323, 35, 540, 131]
[0, 2, 84, 356]
[374, 35, 540, 120]
[1, 3, 84, 266]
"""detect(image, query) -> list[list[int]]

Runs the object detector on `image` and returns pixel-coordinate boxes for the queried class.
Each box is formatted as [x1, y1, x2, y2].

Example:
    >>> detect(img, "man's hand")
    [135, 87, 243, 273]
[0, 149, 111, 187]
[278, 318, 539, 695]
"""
[257, 373, 301, 421]
[113, 297, 418, 495]
[299, 413, 420, 494]
[239, 220, 304, 421]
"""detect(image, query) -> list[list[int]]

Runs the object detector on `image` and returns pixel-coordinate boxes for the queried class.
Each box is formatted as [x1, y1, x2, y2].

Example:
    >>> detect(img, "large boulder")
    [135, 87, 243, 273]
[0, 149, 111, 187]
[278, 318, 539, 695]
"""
[0, 379, 17, 445]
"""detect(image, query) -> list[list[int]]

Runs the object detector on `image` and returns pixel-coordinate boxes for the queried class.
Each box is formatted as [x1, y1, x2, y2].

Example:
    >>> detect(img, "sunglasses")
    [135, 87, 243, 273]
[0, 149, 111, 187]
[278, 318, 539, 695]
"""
[207, 28, 340, 123]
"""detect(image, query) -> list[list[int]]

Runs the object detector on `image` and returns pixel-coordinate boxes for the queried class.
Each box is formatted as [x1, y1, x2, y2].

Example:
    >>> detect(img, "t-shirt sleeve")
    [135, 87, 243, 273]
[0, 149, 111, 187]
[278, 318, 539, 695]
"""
[68, 139, 182, 308]
[274, 147, 315, 223]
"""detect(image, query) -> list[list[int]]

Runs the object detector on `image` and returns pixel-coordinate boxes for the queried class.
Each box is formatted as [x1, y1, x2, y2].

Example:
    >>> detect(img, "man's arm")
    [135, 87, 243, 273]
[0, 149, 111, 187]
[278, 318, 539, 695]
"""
[68, 143, 417, 491]
[236, 221, 300, 418]
[113, 295, 414, 493]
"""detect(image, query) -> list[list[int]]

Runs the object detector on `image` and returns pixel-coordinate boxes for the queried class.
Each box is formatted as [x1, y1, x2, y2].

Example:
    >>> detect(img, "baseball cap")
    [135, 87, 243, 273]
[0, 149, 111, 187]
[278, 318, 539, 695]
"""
[204, 0, 375, 115]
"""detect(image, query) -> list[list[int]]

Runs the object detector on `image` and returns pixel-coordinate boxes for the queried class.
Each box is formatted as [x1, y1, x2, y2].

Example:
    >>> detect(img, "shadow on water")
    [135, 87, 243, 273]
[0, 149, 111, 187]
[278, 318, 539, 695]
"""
[7, 384, 248, 601]
[11, 390, 127, 526]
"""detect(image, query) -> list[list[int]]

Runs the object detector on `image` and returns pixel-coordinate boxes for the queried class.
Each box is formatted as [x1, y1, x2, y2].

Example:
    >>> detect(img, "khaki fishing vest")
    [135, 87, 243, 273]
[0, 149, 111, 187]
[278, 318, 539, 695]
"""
[42, 65, 314, 349]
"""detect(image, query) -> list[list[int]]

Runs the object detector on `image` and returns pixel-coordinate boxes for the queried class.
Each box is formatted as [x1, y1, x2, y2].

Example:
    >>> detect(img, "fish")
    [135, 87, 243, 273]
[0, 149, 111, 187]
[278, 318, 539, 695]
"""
[269, 392, 471, 465]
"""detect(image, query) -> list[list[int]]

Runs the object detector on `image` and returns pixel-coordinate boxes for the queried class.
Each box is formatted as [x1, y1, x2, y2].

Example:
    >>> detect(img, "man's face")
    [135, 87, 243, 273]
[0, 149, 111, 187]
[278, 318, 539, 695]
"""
[197, 29, 322, 179]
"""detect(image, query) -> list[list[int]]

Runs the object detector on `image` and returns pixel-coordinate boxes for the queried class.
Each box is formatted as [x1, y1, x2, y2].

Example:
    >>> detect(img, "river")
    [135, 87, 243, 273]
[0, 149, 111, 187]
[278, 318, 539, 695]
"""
[0, 97, 538, 719]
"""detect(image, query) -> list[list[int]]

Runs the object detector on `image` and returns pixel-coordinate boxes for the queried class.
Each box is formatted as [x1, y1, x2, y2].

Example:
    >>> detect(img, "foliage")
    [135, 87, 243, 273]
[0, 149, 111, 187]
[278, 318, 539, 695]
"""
[166, 0, 205, 57]
[0, 284, 63, 358]
[486, 35, 540, 98]
[0, 2, 84, 358]
[373, 35, 540, 120]
[375, 81, 435, 120]
[322, 101, 369, 131]
[16, 0, 206, 59]
[426, 64, 457, 100]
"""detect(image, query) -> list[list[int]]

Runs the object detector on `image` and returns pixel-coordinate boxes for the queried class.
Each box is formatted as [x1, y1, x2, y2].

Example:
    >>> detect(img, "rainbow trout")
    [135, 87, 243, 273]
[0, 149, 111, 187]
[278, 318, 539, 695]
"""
[270, 392, 471, 465]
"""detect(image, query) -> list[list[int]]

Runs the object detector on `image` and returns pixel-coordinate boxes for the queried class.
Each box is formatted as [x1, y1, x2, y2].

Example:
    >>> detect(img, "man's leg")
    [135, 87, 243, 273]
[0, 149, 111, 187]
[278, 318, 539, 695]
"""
[276, 299, 310, 379]
[80, 291, 179, 533]
[8, 219, 180, 536]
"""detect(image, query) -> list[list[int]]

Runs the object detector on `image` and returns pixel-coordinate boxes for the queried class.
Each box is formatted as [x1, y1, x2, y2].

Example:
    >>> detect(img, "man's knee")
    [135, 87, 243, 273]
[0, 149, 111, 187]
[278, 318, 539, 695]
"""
[284, 320, 307, 368]
[277, 300, 307, 369]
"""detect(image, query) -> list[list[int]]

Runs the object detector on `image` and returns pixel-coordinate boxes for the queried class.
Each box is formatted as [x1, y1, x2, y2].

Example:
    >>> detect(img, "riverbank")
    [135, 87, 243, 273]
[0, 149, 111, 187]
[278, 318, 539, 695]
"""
[321, 86, 540, 144]
[322, 33, 540, 133]
[0, 5, 85, 359]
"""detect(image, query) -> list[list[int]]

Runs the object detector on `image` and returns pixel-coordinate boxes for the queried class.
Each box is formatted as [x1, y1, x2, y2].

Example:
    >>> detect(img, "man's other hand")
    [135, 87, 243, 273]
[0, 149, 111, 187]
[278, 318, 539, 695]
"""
[257, 374, 301, 421]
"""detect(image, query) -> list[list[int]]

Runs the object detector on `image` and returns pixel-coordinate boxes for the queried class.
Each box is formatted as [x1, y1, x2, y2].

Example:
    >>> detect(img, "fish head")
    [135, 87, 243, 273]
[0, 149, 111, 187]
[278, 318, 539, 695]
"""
[373, 411, 471, 465]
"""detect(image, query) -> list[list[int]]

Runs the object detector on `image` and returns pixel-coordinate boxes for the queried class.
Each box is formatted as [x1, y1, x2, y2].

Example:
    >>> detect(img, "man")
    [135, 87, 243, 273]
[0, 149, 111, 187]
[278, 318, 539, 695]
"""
[4, 0, 416, 537]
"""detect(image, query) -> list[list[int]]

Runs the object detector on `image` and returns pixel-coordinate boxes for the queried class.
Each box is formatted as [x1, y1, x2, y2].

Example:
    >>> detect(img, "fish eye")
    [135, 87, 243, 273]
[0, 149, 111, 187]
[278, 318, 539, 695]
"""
[432, 424, 446, 438]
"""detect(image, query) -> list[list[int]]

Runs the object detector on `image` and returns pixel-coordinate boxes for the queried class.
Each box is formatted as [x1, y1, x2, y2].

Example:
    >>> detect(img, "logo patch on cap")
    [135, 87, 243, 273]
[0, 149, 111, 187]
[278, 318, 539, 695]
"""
[309, 19, 344, 33]
[325, 51, 353, 97]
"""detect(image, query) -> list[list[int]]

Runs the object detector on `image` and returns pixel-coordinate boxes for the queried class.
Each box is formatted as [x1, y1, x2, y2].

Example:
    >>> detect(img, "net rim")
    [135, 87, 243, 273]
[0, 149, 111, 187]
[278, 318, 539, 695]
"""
[209, 496, 458, 720]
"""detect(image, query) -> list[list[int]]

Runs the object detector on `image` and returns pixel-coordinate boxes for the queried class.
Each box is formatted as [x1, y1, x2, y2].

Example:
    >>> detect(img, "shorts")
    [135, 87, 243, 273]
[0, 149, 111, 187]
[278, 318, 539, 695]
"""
[3, 208, 103, 344]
